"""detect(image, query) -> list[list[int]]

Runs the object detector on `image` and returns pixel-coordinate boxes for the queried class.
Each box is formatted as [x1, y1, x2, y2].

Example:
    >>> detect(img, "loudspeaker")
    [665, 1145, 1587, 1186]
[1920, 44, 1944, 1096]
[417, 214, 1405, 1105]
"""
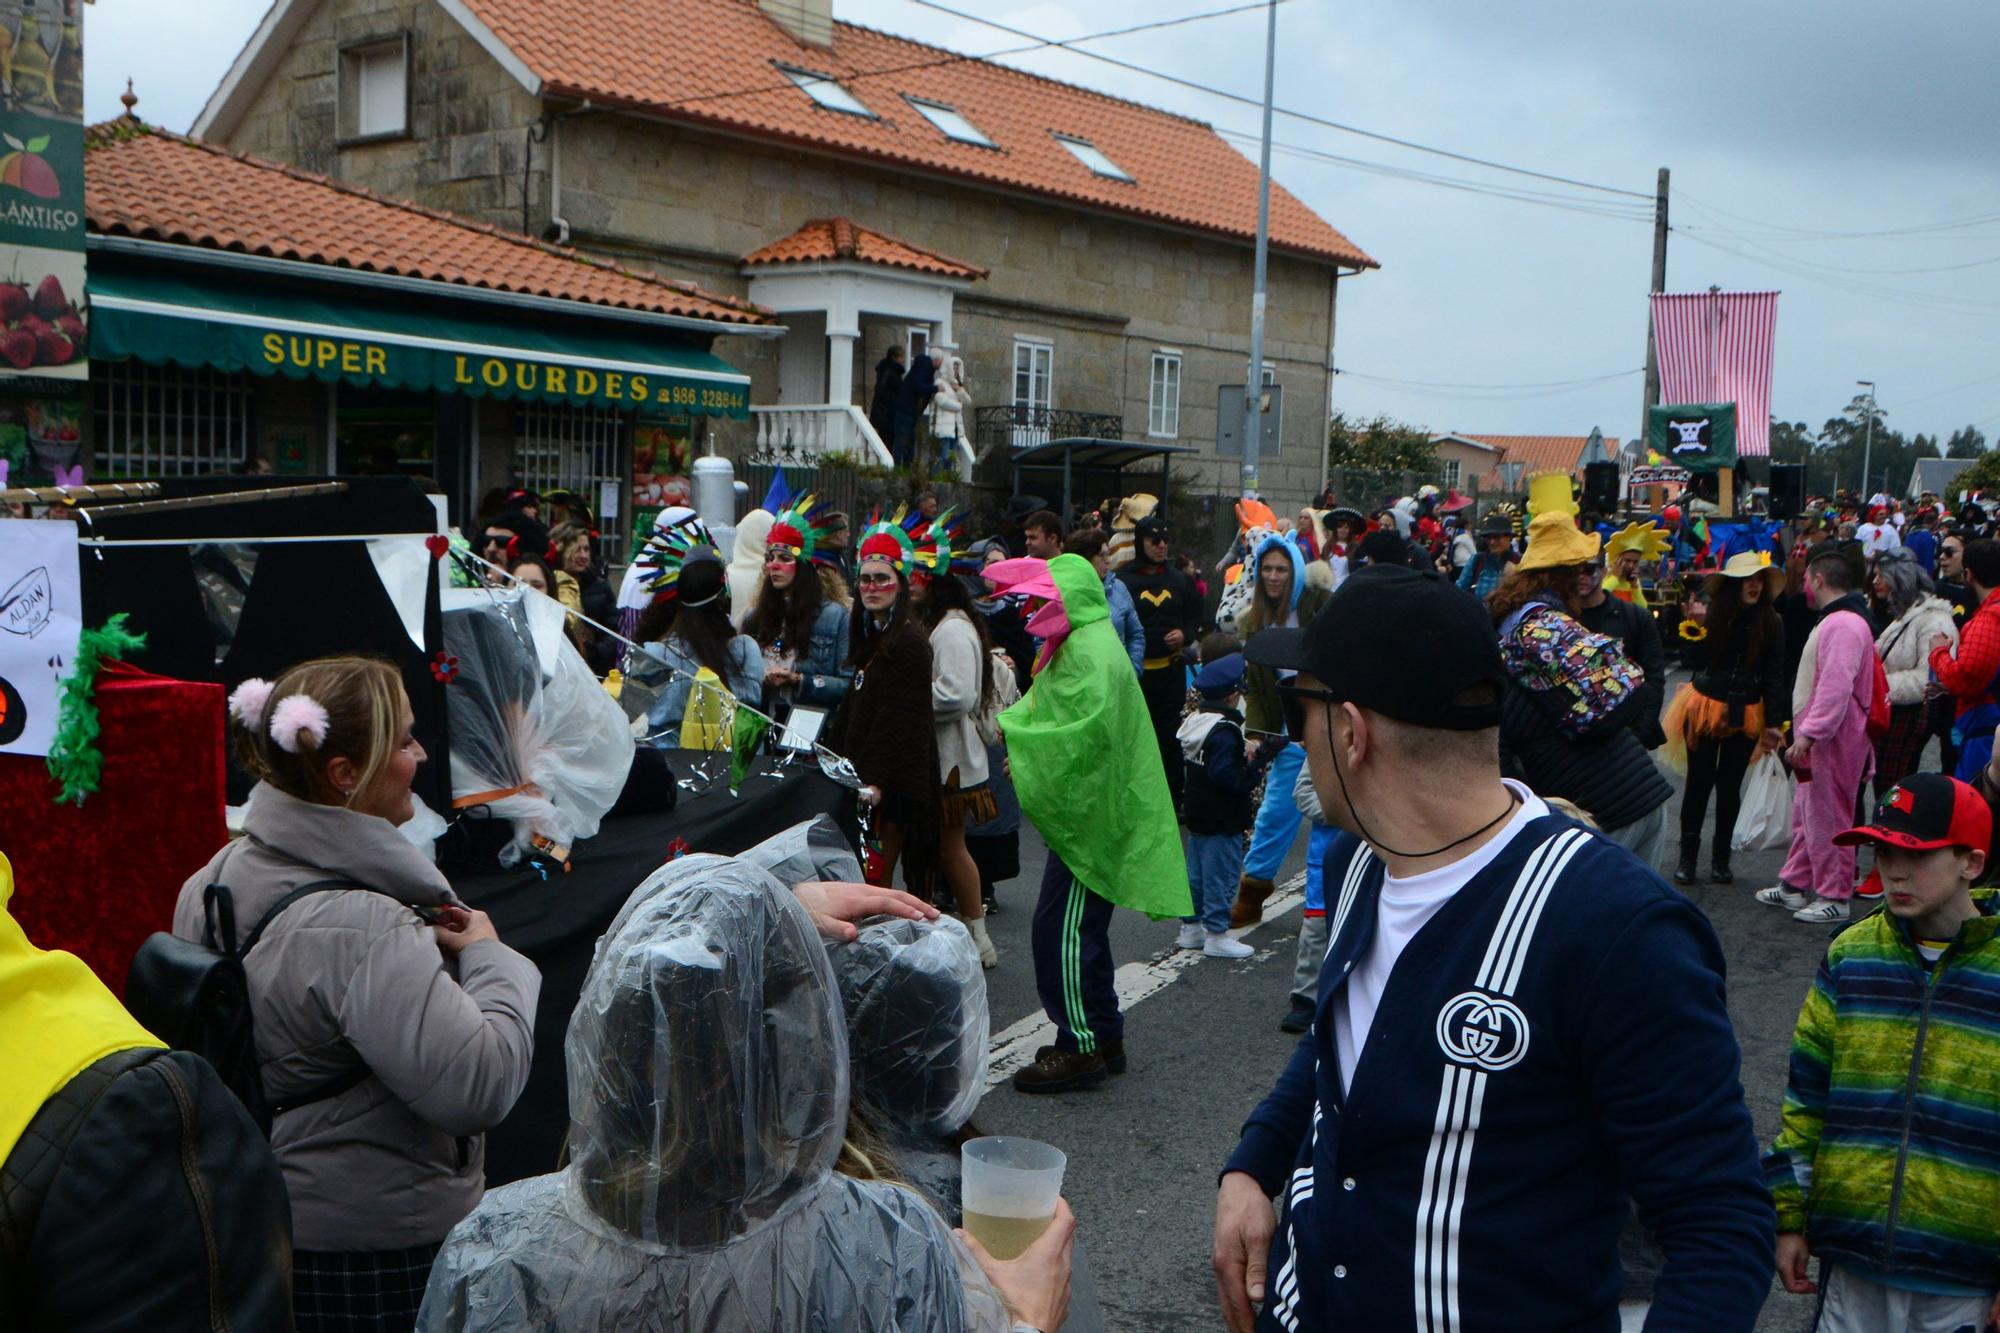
[1583, 462, 1620, 514]
[1769, 464, 1806, 522]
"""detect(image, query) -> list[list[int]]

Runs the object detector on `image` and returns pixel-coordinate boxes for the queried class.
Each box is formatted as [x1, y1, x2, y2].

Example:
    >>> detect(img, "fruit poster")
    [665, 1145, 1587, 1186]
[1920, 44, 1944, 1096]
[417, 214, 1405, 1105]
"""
[0, 517, 81, 757]
[0, 0, 83, 392]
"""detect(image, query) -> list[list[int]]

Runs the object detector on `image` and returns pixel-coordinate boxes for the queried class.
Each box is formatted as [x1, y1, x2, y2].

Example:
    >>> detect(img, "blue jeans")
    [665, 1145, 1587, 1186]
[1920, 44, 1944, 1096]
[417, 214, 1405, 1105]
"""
[1242, 743, 1306, 882]
[1184, 832, 1245, 935]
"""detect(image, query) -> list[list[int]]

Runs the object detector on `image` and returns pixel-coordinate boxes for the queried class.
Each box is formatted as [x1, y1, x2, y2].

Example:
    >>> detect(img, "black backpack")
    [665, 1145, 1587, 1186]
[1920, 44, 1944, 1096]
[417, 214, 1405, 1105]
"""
[126, 878, 375, 1136]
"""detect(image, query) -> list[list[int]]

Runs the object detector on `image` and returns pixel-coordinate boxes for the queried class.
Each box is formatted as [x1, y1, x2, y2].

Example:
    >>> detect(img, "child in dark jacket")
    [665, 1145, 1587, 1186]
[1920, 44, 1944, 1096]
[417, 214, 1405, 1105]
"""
[1175, 654, 1276, 959]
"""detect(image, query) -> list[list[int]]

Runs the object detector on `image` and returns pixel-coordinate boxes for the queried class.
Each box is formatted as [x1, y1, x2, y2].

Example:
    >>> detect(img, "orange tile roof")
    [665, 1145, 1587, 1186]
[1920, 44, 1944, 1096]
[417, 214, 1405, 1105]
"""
[455, 0, 1375, 268]
[84, 120, 774, 325]
[743, 216, 988, 279]
[1451, 435, 1615, 476]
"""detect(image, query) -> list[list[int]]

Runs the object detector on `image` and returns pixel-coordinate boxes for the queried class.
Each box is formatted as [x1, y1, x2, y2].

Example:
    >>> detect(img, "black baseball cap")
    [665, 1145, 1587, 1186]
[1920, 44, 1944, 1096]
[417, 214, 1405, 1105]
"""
[1244, 564, 1505, 730]
[1834, 773, 1992, 852]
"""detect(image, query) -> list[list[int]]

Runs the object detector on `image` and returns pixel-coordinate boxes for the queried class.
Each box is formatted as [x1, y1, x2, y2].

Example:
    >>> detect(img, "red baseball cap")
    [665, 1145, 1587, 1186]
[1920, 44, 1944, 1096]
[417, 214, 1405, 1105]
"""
[1834, 773, 1992, 852]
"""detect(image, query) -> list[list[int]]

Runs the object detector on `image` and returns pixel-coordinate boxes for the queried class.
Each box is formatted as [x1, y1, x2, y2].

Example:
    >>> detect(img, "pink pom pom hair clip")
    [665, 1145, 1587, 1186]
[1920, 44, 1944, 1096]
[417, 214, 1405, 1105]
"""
[227, 678, 275, 727]
[267, 693, 331, 755]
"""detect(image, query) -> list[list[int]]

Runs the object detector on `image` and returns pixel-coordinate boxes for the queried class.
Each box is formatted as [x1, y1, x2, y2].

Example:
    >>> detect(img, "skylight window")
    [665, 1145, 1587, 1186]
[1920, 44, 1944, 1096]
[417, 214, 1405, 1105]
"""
[907, 97, 995, 148]
[1054, 134, 1133, 182]
[781, 66, 874, 118]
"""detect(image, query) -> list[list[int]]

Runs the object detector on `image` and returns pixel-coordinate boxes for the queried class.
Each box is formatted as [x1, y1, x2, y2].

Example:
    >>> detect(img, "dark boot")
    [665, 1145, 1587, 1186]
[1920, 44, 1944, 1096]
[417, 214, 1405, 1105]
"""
[1672, 837, 1701, 886]
[1013, 1047, 1108, 1094]
[1036, 1040, 1125, 1075]
[1710, 847, 1733, 885]
[1280, 998, 1314, 1034]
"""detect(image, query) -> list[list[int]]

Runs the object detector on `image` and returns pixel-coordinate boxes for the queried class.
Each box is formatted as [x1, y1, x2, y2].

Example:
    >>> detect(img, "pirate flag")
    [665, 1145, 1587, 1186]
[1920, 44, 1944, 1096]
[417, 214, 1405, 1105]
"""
[1646, 403, 1738, 473]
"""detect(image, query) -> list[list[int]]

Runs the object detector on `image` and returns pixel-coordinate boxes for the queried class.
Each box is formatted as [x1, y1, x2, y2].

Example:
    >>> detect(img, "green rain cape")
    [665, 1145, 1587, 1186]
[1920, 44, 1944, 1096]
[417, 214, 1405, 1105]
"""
[1000, 554, 1191, 919]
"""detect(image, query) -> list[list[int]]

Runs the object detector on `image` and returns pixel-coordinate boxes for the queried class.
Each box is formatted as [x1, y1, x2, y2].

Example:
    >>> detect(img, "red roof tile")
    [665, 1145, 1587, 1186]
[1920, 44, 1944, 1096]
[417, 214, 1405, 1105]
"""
[455, 0, 1376, 268]
[84, 120, 774, 325]
[1450, 435, 1616, 476]
[743, 216, 987, 279]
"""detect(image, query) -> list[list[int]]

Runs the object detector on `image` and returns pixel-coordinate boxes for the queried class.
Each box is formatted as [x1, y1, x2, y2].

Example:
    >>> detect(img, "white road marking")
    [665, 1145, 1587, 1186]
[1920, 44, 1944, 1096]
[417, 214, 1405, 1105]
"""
[985, 871, 1309, 1088]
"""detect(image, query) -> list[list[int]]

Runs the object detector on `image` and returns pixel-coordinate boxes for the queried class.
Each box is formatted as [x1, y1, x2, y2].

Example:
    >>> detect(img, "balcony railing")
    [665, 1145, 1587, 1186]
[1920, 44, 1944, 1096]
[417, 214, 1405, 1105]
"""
[973, 405, 1124, 455]
[749, 403, 893, 468]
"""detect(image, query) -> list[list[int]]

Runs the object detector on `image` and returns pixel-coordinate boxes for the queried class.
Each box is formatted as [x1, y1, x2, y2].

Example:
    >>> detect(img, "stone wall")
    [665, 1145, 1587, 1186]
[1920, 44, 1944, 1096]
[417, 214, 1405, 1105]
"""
[217, 0, 1355, 508]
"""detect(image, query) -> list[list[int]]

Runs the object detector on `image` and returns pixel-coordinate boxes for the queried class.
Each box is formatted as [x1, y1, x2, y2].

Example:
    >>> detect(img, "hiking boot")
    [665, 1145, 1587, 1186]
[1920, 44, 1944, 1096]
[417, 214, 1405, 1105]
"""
[1175, 922, 1204, 950]
[1280, 999, 1314, 1034]
[1230, 875, 1276, 927]
[1793, 898, 1851, 925]
[1205, 931, 1255, 959]
[1709, 851, 1733, 885]
[1013, 1047, 1108, 1093]
[1755, 885, 1810, 911]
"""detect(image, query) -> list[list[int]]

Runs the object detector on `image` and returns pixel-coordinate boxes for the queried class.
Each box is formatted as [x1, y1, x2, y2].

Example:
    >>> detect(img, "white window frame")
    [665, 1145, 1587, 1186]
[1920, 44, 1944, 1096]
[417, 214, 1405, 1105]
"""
[1260, 362, 1277, 387]
[338, 35, 409, 142]
[93, 361, 254, 478]
[1148, 351, 1182, 439]
[907, 326, 931, 363]
[780, 65, 875, 118]
[1011, 337, 1054, 448]
[514, 403, 629, 562]
[1053, 134, 1134, 182]
[1441, 459, 1462, 490]
[905, 96, 995, 147]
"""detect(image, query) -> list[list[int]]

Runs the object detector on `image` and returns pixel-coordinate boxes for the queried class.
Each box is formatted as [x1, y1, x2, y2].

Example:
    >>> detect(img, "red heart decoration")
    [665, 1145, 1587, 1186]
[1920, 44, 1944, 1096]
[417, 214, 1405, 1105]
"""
[425, 534, 450, 559]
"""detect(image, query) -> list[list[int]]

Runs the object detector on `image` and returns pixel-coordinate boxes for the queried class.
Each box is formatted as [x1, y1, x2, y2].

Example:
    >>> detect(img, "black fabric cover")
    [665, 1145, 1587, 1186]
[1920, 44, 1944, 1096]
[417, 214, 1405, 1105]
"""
[455, 758, 845, 1187]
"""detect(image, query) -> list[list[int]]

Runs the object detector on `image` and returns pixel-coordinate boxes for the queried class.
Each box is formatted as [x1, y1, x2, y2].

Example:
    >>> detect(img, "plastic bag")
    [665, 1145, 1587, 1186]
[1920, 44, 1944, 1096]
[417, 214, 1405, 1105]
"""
[441, 588, 635, 866]
[1731, 751, 1793, 853]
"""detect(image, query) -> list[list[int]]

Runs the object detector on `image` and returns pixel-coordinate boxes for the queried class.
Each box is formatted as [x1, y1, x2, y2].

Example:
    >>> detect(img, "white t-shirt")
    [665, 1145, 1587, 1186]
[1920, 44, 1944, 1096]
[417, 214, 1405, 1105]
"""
[1856, 522, 1900, 556]
[1332, 781, 1549, 1095]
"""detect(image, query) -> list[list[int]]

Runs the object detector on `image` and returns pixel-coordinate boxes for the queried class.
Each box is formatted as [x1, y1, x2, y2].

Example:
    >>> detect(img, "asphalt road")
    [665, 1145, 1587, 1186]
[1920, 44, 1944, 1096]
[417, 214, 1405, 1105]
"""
[965, 710, 1894, 1331]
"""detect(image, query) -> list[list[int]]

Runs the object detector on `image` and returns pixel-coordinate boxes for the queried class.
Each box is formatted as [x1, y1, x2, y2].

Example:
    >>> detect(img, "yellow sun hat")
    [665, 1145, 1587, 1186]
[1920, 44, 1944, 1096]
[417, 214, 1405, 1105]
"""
[1605, 520, 1670, 563]
[1702, 549, 1784, 601]
[1516, 510, 1602, 572]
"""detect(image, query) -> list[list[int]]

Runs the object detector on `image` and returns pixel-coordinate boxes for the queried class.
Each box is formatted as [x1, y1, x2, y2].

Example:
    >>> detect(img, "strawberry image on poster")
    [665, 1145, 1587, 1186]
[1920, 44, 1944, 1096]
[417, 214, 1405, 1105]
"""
[0, 271, 83, 368]
[0, 133, 60, 200]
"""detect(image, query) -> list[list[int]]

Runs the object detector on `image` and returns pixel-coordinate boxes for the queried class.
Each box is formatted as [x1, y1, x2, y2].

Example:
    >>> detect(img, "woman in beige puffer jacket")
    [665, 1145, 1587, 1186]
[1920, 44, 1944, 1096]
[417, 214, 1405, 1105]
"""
[175, 655, 539, 1331]
[1872, 550, 1958, 798]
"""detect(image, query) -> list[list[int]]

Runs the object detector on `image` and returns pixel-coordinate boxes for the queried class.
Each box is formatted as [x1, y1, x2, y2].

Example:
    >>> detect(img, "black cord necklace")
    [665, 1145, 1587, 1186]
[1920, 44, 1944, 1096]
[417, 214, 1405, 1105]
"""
[1325, 708, 1519, 860]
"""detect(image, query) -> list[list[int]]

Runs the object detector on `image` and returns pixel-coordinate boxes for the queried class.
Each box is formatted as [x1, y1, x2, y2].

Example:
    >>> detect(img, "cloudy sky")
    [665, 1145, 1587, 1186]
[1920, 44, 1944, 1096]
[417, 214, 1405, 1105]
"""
[84, 0, 2000, 449]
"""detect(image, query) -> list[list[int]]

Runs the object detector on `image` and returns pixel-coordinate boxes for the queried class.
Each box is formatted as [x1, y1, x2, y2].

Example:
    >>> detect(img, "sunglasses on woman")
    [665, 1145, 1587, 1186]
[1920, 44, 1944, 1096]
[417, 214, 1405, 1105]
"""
[856, 572, 899, 589]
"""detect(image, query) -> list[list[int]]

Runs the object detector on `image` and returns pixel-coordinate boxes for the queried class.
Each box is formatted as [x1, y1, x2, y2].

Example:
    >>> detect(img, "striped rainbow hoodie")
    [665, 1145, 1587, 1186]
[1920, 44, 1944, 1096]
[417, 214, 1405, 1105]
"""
[1765, 891, 2000, 1289]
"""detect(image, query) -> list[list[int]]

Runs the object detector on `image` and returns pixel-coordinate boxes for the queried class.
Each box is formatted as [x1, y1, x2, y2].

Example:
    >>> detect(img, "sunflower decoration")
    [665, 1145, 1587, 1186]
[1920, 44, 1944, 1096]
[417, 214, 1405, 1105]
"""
[1678, 620, 1708, 643]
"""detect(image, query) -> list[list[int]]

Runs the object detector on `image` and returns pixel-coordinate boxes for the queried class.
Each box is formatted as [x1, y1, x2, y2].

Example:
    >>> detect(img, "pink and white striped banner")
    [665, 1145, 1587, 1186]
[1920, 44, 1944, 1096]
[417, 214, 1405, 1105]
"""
[1650, 290, 1779, 457]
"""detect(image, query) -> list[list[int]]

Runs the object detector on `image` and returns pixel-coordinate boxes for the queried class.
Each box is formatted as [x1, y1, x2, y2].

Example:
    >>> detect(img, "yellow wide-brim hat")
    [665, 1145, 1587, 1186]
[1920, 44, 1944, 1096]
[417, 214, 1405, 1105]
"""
[1703, 550, 1784, 600]
[1516, 511, 1601, 571]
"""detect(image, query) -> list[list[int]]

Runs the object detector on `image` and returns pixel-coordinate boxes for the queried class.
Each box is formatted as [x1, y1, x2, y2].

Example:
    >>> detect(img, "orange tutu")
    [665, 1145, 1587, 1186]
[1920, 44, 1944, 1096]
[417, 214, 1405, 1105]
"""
[1661, 683, 1764, 774]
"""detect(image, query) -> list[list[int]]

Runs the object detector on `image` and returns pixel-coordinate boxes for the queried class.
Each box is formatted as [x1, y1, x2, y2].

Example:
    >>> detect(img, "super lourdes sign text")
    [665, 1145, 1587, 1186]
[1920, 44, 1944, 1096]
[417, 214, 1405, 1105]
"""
[256, 333, 747, 413]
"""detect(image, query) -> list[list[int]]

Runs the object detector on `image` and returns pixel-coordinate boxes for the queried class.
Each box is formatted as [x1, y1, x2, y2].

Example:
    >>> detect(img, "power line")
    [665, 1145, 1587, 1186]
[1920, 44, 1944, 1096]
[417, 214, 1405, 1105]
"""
[659, 0, 1283, 112]
[1673, 187, 2000, 243]
[1216, 129, 1654, 222]
[908, 0, 1652, 202]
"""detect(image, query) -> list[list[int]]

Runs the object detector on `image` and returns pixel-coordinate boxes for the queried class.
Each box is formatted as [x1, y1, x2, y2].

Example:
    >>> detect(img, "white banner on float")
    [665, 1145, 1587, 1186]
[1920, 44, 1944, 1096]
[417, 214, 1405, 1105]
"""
[0, 518, 80, 756]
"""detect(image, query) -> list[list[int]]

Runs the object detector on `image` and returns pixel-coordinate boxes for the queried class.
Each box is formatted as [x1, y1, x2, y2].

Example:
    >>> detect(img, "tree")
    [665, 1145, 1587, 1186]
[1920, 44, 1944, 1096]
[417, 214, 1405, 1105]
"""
[1325, 411, 1437, 471]
[1947, 425, 1988, 458]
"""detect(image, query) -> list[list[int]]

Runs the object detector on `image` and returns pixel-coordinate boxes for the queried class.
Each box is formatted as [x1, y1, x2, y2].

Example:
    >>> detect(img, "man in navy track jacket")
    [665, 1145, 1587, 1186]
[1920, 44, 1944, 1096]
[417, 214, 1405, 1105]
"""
[1215, 565, 1773, 1332]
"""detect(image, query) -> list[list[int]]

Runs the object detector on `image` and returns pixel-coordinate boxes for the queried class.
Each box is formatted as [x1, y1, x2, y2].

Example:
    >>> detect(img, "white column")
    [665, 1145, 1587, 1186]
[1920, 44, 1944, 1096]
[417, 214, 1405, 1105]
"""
[826, 329, 857, 407]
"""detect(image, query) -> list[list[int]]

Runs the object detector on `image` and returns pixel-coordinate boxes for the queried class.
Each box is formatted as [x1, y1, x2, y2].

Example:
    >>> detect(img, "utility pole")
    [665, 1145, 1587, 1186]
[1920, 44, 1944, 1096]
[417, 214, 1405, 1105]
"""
[1857, 380, 1877, 500]
[1239, 0, 1277, 499]
[1640, 168, 1669, 436]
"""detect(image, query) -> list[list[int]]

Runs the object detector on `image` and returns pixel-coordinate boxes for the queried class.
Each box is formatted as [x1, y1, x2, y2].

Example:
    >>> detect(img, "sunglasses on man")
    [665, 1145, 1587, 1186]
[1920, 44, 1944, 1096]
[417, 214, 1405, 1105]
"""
[1276, 680, 1341, 741]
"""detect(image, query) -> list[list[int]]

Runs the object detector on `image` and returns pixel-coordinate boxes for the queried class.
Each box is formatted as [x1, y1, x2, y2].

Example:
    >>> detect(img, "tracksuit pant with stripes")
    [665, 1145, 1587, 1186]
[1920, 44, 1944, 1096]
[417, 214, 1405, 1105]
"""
[1031, 851, 1123, 1054]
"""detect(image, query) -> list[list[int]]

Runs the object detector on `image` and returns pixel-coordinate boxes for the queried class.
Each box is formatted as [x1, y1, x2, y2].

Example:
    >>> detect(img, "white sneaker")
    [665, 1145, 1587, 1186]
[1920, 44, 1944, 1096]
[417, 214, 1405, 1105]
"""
[1204, 931, 1255, 959]
[1176, 922, 1204, 950]
[1755, 886, 1810, 911]
[1793, 899, 1851, 925]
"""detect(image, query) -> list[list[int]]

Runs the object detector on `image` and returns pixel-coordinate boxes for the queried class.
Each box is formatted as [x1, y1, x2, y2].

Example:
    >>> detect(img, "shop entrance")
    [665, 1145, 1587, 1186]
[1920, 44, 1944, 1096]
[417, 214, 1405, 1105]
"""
[336, 386, 435, 480]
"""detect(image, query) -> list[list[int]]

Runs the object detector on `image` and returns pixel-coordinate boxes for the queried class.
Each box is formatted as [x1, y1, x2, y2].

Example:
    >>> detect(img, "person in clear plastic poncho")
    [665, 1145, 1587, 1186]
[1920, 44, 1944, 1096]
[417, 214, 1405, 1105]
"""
[417, 853, 1026, 1331]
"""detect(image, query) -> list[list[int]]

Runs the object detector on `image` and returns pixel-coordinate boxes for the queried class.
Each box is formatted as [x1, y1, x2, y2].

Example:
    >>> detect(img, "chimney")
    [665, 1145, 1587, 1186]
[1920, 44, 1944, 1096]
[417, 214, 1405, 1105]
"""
[759, 0, 833, 48]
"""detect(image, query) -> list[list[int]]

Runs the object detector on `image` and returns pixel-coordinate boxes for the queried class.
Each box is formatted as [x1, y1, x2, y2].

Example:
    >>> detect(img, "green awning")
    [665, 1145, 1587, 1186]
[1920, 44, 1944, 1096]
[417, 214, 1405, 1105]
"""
[88, 268, 750, 417]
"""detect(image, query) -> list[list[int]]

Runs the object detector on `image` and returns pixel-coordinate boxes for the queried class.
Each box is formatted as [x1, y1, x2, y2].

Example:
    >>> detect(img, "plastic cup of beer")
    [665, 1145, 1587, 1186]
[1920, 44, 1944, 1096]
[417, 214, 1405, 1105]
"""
[961, 1136, 1066, 1260]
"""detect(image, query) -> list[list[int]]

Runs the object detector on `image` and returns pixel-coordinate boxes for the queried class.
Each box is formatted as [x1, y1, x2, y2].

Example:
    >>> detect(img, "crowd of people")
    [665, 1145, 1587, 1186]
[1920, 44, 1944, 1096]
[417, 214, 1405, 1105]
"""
[22, 460, 2000, 1331]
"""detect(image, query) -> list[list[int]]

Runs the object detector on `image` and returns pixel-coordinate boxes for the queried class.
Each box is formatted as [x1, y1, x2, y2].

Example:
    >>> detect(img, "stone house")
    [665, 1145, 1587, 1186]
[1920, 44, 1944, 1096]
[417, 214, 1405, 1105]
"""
[193, 0, 1375, 508]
